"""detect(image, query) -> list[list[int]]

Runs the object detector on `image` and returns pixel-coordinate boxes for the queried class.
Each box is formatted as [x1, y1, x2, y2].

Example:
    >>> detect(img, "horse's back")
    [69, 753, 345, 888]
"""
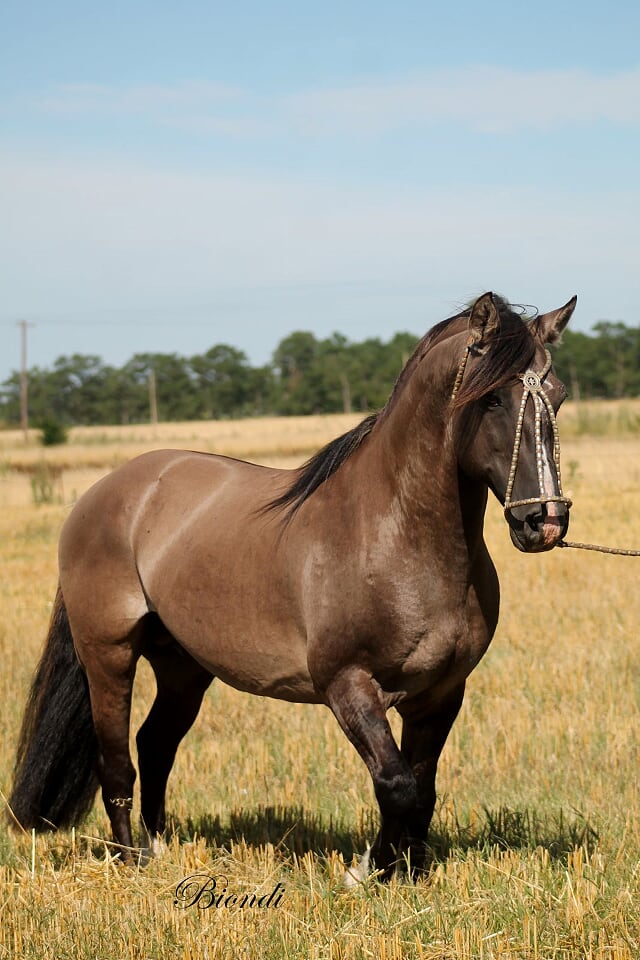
[66, 448, 282, 529]
[60, 447, 287, 585]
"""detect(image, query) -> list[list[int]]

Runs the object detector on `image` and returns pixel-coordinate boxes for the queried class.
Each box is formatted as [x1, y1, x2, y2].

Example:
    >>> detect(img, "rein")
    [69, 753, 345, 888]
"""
[451, 336, 640, 557]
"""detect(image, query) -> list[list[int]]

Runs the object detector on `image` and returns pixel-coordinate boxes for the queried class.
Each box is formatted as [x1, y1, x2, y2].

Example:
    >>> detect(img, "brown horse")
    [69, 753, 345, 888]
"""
[10, 292, 576, 878]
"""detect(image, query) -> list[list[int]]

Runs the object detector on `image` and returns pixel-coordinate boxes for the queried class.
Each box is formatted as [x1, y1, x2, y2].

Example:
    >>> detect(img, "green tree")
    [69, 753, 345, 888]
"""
[591, 322, 640, 398]
[2, 319, 639, 429]
[552, 323, 640, 399]
[272, 331, 322, 414]
[48, 355, 111, 424]
[190, 345, 253, 419]
[121, 353, 199, 422]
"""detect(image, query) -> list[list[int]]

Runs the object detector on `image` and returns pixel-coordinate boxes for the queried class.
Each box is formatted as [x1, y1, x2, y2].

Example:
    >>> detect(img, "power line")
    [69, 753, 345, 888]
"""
[1, 317, 219, 328]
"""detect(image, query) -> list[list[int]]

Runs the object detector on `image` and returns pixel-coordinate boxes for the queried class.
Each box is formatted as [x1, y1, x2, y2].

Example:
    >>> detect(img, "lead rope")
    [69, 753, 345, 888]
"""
[451, 342, 640, 557]
[558, 540, 640, 556]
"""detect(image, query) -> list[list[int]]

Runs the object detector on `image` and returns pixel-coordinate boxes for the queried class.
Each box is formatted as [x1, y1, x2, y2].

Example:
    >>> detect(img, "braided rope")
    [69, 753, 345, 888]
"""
[502, 349, 572, 516]
[451, 340, 640, 556]
[558, 541, 640, 556]
[450, 336, 475, 404]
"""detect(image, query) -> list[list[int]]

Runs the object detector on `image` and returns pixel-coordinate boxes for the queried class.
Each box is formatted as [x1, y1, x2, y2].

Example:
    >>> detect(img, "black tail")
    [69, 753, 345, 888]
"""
[9, 586, 99, 830]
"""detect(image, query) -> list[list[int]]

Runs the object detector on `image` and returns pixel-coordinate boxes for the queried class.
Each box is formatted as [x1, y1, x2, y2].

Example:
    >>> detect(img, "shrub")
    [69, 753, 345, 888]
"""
[38, 417, 69, 446]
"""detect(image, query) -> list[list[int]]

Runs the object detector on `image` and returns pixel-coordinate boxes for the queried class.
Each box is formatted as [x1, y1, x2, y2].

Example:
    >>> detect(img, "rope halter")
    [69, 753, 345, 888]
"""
[451, 329, 640, 556]
[451, 339, 573, 519]
[502, 349, 572, 519]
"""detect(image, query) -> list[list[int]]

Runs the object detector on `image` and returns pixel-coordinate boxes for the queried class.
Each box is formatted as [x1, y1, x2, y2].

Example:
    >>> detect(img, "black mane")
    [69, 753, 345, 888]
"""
[266, 413, 378, 518]
[267, 295, 538, 519]
[449, 296, 538, 407]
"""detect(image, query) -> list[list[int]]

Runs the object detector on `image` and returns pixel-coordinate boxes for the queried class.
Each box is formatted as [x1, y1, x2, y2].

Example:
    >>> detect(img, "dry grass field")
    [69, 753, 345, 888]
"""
[1, 401, 640, 958]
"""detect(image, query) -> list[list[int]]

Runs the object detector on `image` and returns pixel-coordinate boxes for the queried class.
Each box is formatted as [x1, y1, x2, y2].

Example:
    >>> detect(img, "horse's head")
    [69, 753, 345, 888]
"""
[454, 292, 576, 553]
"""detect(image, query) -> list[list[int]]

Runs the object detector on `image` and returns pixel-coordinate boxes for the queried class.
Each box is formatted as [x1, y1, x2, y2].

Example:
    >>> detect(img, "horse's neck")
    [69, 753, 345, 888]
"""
[356, 366, 488, 560]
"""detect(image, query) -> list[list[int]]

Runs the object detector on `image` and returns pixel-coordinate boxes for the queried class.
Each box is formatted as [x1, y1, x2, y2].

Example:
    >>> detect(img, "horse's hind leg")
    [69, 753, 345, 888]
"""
[79, 626, 142, 858]
[136, 629, 213, 849]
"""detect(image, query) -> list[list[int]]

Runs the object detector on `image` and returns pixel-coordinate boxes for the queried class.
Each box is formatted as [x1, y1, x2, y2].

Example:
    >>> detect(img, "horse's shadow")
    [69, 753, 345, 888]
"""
[168, 802, 599, 866]
[427, 804, 599, 862]
[170, 804, 374, 862]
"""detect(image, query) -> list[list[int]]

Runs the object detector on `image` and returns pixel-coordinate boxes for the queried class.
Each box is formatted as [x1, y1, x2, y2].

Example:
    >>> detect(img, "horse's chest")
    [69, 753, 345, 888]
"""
[378, 603, 493, 700]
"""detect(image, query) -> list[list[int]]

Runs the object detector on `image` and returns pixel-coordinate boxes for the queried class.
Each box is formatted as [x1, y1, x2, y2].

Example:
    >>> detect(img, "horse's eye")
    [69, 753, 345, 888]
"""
[485, 393, 502, 409]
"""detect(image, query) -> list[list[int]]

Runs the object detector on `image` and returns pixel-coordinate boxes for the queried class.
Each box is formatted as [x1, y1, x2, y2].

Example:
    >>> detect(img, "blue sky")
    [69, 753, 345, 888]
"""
[2, 1, 639, 381]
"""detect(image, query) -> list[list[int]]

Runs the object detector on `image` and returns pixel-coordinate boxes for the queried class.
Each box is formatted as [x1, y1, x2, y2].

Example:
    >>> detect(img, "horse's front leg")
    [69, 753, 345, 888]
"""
[396, 682, 466, 873]
[324, 666, 416, 880]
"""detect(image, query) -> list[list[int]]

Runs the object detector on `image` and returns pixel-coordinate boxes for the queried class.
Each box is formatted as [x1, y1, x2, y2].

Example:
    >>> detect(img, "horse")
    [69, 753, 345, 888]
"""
[9, 291, 576, 879]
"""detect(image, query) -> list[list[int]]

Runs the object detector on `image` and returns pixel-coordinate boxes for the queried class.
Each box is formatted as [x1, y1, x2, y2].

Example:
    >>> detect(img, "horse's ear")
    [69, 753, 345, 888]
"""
[537, 295, 577, 345]
[468, 292, 500, 342]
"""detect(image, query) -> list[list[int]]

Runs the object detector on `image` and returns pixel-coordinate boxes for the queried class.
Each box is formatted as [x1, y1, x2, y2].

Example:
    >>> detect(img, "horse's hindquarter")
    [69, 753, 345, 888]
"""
[61, 450, 318, 703]
[138, 453, 319, 700]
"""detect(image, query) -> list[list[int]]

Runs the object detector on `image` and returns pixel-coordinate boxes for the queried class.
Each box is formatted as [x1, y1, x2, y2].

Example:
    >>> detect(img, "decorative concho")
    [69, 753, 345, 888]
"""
[522, 370, 542, 392]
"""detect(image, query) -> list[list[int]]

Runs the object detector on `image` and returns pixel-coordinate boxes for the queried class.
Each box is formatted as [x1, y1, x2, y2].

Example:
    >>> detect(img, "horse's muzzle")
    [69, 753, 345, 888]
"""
[506, 502, 570, 553]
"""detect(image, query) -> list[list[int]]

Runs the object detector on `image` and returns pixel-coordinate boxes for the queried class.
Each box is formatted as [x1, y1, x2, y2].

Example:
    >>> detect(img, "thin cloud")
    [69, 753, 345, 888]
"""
[0, 151, 637, 376]
[1, 153, 637, 297]
[286, 67, 640, 135]
[37, 81, 271, 138]
[40, 81, 243, 114]
[32, 68, 640, 137]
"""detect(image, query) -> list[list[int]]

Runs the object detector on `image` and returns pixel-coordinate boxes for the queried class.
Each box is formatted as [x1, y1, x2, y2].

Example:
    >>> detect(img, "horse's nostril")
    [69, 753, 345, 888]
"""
[527, 511, 544, 532]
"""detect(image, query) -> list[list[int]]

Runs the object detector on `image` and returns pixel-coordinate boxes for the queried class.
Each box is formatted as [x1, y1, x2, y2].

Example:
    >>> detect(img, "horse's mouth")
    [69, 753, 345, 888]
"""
[507, 507, 569, 553]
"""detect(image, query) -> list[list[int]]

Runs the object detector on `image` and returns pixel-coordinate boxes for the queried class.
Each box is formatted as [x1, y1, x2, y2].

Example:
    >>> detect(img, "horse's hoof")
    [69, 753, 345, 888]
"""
[343, 845, 371, 887]
[140, 835, 167, 864]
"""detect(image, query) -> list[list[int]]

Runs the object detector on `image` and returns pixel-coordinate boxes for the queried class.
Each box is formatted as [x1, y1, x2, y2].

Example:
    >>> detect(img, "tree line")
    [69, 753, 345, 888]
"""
[0, 321, 638, 428]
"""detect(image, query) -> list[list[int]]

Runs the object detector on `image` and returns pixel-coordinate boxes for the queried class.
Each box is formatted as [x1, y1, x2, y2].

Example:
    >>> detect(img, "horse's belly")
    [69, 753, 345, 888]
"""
[163, 614, 320, 704]
[212, 659, 321, 704]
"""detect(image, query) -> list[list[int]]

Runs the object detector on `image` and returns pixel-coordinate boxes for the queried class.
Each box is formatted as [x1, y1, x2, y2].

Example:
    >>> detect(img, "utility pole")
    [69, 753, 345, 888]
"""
[149, 368, 158, 434]
[340, 372, 352, 414]
[17, 320, 34, 442]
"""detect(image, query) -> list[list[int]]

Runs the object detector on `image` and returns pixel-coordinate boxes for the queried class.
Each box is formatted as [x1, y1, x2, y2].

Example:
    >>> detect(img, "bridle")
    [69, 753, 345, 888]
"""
[451, 336, 572, 520]
[502, 349, 573, 518]
[451, 333, 640, 556]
